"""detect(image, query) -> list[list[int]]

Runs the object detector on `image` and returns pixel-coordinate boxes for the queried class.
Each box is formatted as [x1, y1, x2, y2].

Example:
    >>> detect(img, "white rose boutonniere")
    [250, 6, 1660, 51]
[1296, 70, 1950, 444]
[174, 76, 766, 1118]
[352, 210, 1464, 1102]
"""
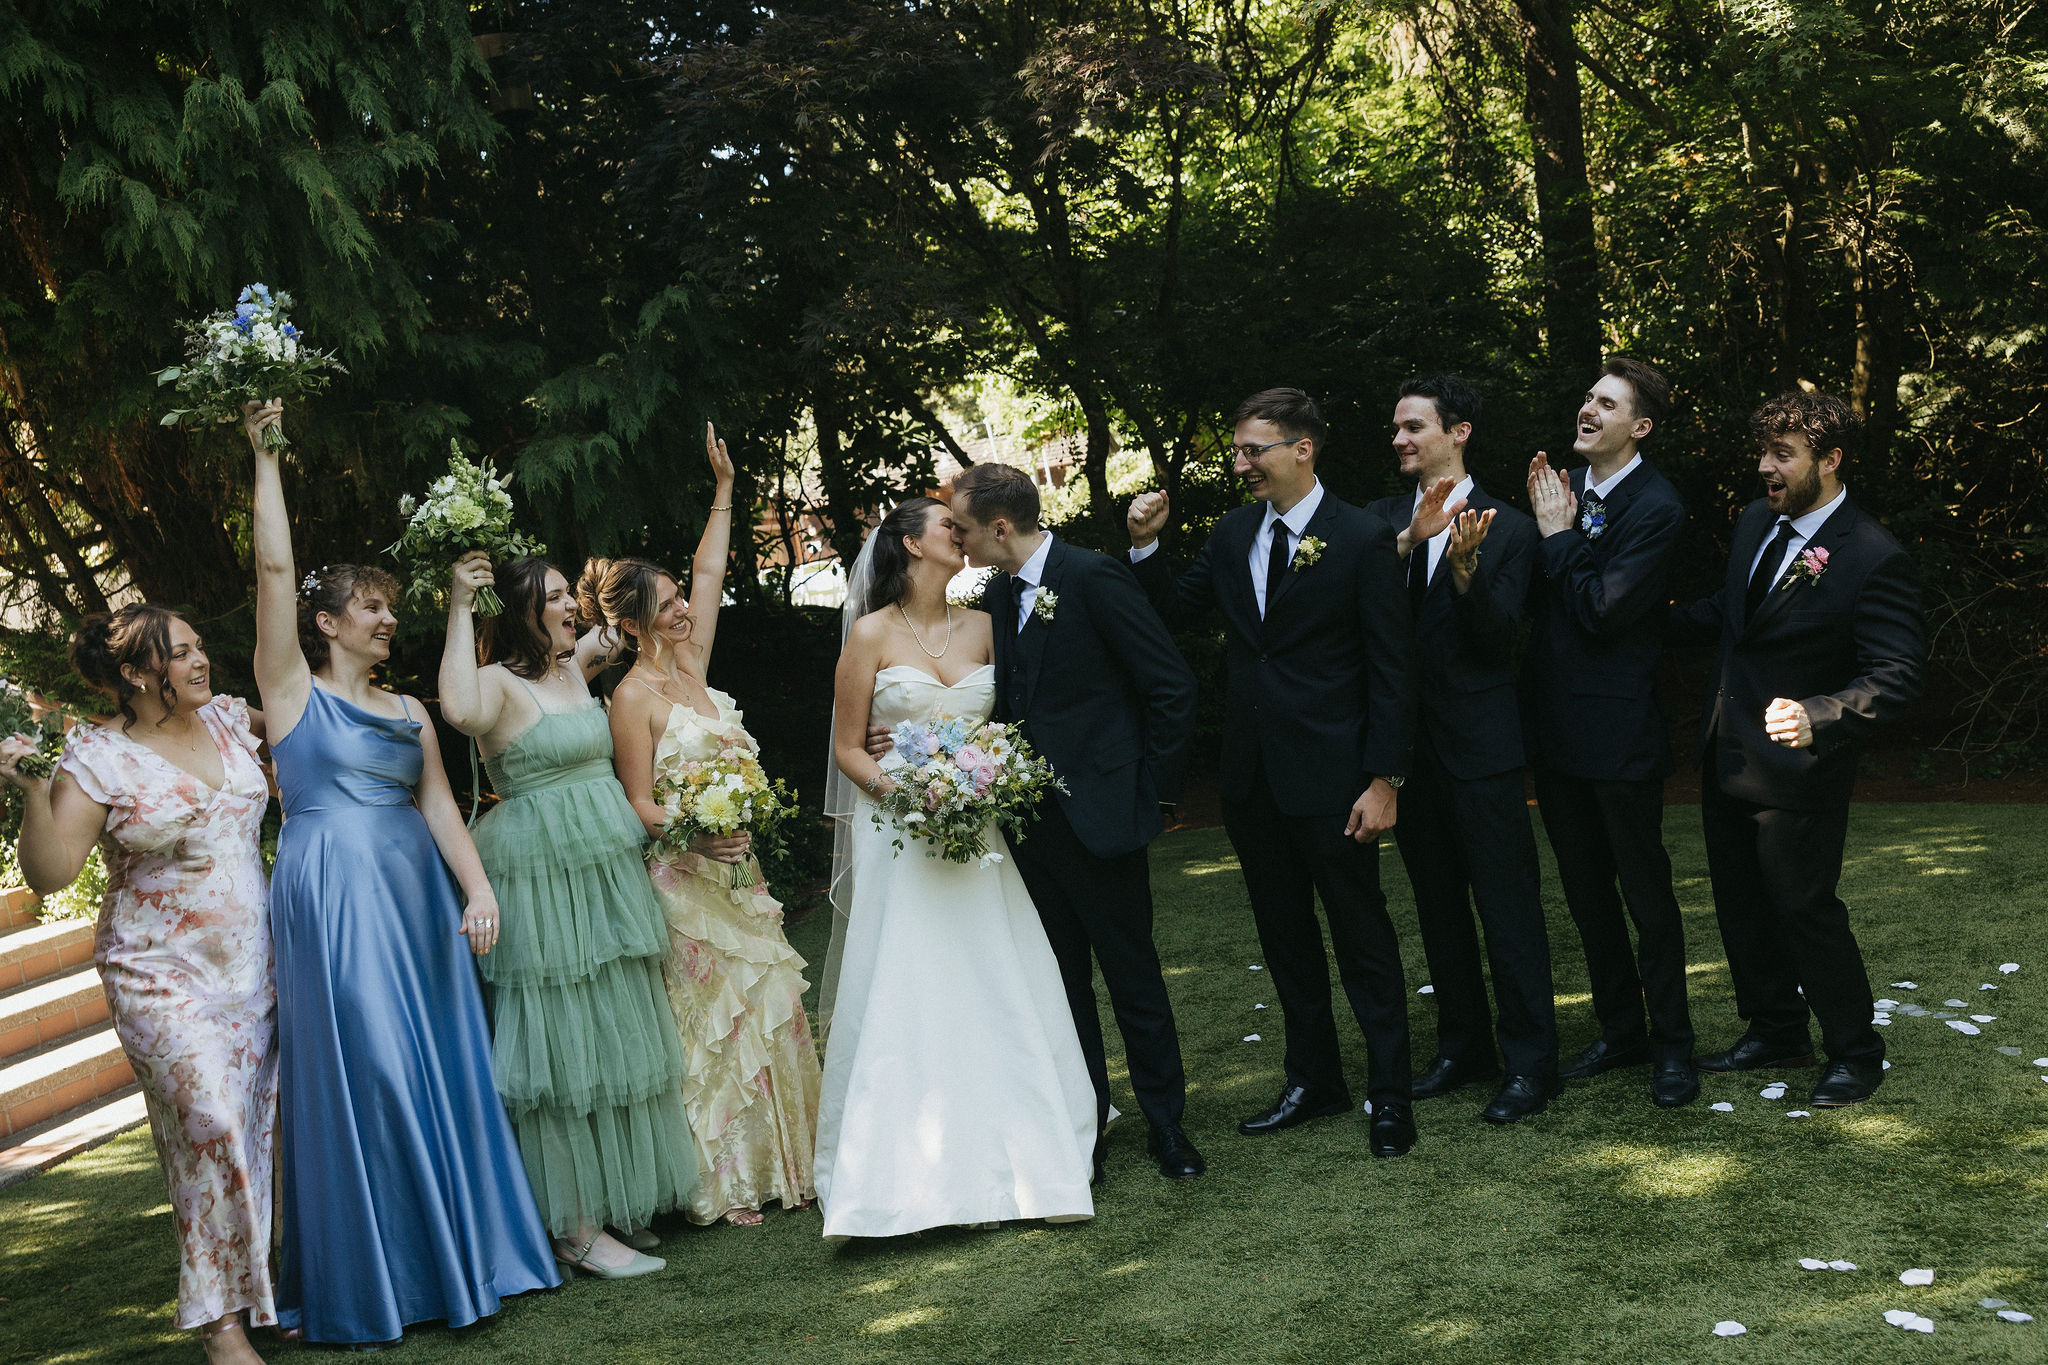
[1032, 587, 1059, 622]
[1291, 535, 1326, 572]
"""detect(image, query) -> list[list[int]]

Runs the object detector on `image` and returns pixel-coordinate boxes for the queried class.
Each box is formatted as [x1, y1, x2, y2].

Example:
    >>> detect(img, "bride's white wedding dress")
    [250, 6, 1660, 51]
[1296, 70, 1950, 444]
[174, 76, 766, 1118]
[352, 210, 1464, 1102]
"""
[813, 663, 1096, 1239]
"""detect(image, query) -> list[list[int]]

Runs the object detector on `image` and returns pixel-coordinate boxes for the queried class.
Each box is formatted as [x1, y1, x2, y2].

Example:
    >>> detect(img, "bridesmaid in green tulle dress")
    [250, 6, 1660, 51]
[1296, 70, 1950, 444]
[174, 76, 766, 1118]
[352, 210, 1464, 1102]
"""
[438, 550, 697, 1279]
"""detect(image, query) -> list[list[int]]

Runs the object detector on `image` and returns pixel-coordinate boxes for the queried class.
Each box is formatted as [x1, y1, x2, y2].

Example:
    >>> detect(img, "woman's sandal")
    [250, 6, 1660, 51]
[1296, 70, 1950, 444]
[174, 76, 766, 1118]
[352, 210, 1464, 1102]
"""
[554, 1231, 666, 1279]
[722, 1208, 766, 1227]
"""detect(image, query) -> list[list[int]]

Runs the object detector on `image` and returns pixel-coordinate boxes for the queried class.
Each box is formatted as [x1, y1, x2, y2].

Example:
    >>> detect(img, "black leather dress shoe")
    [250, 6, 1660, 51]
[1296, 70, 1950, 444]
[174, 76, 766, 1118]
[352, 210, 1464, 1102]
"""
[1146, 1124, 1206, 1179]
[1650, 1057, 1700, 1108]
[1696, 1034, 1817, 1073]
[1559, 1037, 1652, 1081]
[1412, 1056, 1501, 1101]
[1092, 1143, 1106, 1186]
[1480, 1074, 1553, 1125]
[1369, 1103, 1417, 1157]
[1810, 1058, 1884, 1107]
[1237, 1083, 1353, 1136]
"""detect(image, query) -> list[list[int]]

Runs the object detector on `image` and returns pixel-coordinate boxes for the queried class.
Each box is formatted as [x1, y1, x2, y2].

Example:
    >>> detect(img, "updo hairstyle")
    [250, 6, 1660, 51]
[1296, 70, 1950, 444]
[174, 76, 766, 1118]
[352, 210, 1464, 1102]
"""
[69, 604, 186, 730]
[298, 563, 402, 671]
[478, 555, 561, 681]
[868, 497, 947, 610]
[575, 557, 681, 664]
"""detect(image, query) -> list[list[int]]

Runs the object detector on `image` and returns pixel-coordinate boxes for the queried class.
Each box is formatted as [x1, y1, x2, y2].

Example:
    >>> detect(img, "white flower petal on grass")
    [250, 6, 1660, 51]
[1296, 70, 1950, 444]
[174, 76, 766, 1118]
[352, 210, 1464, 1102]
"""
[1934, 1011, 1959, 1020]
[1242, 1034, 1262, 1043]
[1711, 1321, 1747, 1337]
[1252, 1003, 1267, 1010]
[1979, 1298, 2010, 1309]
[1891, 981, 1918, 989]
[1417, 984, 1435, 995]
[1981, 983, 1998, 991]
[1999, 963, 2019, 974]
[1883, 1310, 1913, 1326]
[1995, 1046, 2022, 1055]
[1971, 1014, 1997, 1023]
[1900, 1268, 1935, 1286]
[1799, 1257, 1827, 1269]
[1785, 1109, 1811, 1118]
[1947, 1020, 1982, 1035]
[2033, 1058, 2048, 1068]
[1250, 964, 1263, 971]
[1906, 1317, 1934, 1333]
[1711, 1102, 1735, 1112]
[1945, 998, 1968, 1007]
[1828, 1260, 1857, 1271]
[1882, 1060, 1892, 1070]
[1760, 1083, 1788, 1099]
[1874, 998, 1900, 1009]
[1998, 1310, 2034, 1323]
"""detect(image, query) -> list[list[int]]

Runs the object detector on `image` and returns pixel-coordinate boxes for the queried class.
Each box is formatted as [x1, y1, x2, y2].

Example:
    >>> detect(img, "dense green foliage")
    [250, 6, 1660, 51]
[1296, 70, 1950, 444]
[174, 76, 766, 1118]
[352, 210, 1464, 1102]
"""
[2, 0, 2045, 760]
[7, 808, 2047, 1361]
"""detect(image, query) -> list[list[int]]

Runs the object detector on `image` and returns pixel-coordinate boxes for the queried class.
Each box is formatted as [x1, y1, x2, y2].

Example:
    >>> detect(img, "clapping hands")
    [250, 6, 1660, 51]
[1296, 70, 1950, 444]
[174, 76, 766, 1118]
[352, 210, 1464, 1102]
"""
[1527, 452, 1577, 537]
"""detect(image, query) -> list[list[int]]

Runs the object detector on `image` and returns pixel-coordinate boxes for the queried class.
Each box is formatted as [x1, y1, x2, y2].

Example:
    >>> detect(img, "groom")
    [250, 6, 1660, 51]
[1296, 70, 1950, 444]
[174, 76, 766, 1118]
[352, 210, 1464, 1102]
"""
[878, 461, 1205, 1182]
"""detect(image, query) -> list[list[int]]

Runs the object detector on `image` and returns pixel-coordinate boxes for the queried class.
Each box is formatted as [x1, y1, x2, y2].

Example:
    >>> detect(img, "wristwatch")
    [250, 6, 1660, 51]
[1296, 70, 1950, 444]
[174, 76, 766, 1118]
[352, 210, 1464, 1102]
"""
[1377, 774, 1405, 790]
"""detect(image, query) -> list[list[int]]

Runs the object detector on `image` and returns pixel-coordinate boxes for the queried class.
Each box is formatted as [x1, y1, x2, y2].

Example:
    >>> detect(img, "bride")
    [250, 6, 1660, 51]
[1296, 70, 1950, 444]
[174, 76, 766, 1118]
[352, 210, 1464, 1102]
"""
[815, 496, 1097, 1239]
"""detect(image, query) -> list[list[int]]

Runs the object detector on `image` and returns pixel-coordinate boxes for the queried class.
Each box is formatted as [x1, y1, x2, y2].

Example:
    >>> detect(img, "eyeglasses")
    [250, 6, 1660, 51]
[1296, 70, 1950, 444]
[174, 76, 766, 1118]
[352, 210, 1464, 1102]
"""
[1229, 438, 1304, 460]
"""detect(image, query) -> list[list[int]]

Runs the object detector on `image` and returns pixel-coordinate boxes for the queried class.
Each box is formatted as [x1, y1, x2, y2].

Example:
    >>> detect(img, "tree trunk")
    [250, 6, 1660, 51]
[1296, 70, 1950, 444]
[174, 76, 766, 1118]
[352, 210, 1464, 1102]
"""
[1848, 227, 1901, 472]
[1515, 0, 1602, 381]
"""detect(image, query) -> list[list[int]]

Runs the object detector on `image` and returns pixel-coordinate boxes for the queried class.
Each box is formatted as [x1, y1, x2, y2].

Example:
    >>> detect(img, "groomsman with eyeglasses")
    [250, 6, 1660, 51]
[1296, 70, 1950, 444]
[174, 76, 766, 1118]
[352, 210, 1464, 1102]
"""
[1522, 358, 1700, 1108]
[1669, 392, 1924, 1107]
[1369, 375, 1559, 1125]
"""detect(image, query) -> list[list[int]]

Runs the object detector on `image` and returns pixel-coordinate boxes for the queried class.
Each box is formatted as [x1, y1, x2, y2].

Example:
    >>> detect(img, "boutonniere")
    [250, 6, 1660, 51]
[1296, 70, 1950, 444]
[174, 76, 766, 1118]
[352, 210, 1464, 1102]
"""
[1579, 498, 1608, 540]
[1032, 587, 1059, 622]
[1783, 545, 1829, 589]
[1291, 535, 1326, 571]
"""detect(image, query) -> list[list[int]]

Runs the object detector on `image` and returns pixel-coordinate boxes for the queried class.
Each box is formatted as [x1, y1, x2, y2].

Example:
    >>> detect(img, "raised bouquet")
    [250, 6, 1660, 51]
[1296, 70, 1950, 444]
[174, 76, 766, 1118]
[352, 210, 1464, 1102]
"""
[872, 715, 1066, 865]
[386, 443, 544, 617]
[154, 284, 346, 448]
[649, 741, 800, 889]
[0, 679, 69, 780]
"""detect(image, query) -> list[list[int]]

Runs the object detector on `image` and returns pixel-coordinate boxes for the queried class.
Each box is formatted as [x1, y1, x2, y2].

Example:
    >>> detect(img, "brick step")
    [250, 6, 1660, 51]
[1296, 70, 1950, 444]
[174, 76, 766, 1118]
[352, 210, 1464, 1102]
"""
[0, 965, 109, 1062]
[0, 1024, 134, 1140]
[0, 917, 94, 992]
[0, 1084, 147, 1191]
[1, 885, 39, 932]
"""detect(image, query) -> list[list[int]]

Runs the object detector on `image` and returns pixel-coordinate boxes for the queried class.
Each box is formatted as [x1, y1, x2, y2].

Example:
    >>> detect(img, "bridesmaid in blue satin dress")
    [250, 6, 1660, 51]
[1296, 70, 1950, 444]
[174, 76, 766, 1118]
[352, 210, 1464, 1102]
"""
[244, 401, 558, 1345]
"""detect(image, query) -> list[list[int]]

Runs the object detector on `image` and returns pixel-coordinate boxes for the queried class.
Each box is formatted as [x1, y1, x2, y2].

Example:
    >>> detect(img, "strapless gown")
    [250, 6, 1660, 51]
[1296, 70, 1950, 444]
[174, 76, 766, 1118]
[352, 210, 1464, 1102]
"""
[269, 685, 558, 1344]
[813, 664, 1095, 1239]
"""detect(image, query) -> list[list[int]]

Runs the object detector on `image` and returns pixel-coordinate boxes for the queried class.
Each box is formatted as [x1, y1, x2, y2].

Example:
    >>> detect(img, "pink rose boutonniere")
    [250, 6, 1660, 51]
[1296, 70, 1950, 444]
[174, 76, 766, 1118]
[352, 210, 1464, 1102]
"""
[1784, 545, 1829, 589]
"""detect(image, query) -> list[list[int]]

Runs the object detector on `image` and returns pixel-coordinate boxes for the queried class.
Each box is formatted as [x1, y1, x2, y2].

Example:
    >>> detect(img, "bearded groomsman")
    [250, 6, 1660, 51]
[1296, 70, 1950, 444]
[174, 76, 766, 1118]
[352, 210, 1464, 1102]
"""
[1126, 388, 1422, 1158]
[1370, 375, 1558, 1124]
[1669, 392, 1924, 1107]
[1523, 358, 1699, 1108]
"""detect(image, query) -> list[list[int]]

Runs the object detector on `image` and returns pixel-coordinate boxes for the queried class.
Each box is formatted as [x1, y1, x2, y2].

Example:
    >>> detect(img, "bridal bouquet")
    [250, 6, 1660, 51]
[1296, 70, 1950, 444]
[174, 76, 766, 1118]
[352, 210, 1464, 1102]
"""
[0, 680, 69, 780]
[649, 742, 799, 889]
[154, 284, 346, 448]
[386, 444, 543, 616]
[872, 716, 1065, 865]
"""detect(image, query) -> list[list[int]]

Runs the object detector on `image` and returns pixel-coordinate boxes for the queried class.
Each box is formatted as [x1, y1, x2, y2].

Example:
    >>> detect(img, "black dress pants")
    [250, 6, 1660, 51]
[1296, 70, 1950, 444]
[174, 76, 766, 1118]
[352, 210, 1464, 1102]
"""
[1701, 765, 1881, 1063]
[1534, 767, 1695, 1058]
[1221, 759, 1413, 1109]
[1393, 734, 1557, 1079]
[1013, 798, 1188, 1136]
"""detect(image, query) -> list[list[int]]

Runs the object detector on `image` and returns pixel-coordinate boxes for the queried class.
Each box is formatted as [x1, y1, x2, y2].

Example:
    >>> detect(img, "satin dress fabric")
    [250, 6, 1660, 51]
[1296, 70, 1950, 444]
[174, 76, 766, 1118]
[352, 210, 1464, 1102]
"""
[269, 684, 558, 1344]
[813, 664, 1096, 1239]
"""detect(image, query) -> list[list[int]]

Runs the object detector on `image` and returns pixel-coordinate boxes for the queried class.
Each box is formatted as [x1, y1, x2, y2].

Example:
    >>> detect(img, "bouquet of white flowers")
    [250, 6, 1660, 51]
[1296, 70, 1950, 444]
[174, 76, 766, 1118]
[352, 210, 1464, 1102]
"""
[649, 740, 799, 890]
[154, 284, 345, 448]
[0, 679, 70, 780]
[387, 445, 544, 617]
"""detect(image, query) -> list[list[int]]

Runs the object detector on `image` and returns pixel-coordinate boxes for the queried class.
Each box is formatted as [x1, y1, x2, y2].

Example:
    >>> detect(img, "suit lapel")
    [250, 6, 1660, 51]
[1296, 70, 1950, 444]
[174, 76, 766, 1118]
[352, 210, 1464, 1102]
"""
[1013, 538, 1064, 701]
[1264, 494, 1338, 622]
[984, 568, 1016, 684]
[1727, 506, 1773, 634]
[1746, 498, 1861, 636]
[1223, 508, 1262, 635]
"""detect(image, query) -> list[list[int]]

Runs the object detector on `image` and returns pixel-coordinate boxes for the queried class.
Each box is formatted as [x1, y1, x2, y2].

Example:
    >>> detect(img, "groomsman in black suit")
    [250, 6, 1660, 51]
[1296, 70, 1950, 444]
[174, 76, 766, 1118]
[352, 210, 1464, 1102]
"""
[1523, 357, 1699, 1108]
[932, 462, 1205, 1180]
[1669, 392, 1924, 1107]
[1126, 388, 1421, 1157]
[1369, 375, 1559, 1124]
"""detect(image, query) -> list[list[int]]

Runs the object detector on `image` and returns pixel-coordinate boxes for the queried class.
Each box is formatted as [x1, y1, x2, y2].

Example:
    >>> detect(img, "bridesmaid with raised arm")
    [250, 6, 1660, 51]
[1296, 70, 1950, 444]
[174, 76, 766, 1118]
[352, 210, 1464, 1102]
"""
[437, 550, 697, 1277]
[4, 608, 277, 1365]
[597, 423, 822, 1228]
[243, 400, 557, 1346]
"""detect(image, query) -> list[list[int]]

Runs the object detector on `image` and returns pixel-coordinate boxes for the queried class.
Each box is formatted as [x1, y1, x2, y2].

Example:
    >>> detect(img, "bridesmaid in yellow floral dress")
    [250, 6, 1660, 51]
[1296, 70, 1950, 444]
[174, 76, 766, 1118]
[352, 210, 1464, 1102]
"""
[5, 606, 277, 1365]
[587, 423, 821, 1227]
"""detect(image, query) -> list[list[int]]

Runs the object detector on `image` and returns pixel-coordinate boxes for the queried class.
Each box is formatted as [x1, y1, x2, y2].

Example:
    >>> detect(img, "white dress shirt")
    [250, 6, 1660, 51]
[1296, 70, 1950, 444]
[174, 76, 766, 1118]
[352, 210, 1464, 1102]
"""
[1584, 453, 1642, 501]
[1128, 478, 1326, 617]
[1011, 532, 1055, 633]
[1747, 484, 1848, 584]
[1412, 474, 1474, 587]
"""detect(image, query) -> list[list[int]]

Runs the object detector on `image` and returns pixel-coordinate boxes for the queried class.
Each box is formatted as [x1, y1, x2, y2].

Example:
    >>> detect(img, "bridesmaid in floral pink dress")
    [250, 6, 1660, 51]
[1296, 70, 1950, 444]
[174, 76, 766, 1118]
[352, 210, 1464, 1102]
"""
[4, 605, 278, 1365]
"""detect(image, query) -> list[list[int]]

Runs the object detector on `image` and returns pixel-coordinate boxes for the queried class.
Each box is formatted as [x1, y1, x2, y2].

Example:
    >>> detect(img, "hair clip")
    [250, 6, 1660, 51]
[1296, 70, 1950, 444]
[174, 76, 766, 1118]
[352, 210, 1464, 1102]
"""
[299, 567, 328, 596]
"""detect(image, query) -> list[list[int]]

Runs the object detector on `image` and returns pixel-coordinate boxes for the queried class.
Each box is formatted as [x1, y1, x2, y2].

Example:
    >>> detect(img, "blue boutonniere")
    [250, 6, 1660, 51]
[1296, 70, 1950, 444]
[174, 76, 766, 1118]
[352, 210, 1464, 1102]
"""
[1579, 498, 1608, 541]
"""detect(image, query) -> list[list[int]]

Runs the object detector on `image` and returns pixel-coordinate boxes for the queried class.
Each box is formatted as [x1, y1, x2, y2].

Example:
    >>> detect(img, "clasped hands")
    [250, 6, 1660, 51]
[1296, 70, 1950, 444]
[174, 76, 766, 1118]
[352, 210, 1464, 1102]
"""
[1526, 452, 1578, 538]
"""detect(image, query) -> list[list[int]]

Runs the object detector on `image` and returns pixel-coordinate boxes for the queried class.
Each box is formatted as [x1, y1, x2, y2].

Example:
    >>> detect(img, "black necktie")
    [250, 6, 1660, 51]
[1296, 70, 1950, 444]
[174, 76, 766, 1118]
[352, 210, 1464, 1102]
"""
[1408, 538, 1430, 609]
[1011, 574, 1030, 624]
[1264, 524, 1292, 616]
[1746, 519, 1799, 620]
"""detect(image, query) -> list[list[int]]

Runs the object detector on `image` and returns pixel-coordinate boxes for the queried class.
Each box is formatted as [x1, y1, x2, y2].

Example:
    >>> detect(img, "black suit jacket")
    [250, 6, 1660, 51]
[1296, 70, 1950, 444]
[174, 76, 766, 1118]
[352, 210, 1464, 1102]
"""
[1367, 484, 1535, 781]
[1668, 494, 1925, 811]
[1521, 460, 1686, 782]
[1130, 490, 1414, 818]
[983, 537, 1198, 861]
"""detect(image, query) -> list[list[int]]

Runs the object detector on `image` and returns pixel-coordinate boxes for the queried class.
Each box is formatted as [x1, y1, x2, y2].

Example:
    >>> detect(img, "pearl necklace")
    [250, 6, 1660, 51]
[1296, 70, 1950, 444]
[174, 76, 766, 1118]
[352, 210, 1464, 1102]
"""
[896, 602, 953, 659]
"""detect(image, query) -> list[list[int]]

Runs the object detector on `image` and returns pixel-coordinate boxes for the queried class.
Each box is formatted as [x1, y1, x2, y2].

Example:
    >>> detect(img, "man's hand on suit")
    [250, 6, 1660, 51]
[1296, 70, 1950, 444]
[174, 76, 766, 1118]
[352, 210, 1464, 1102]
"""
[1526, 452, 1578, 538]
[1764, 698, 1813, 749]
[1345, 778, 1398, 842]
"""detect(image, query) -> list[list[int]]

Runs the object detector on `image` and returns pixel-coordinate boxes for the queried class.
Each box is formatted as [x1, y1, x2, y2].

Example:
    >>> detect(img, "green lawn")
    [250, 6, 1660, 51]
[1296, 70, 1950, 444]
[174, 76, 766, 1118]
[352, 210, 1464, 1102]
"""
[7, 804, 2047, 1363]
